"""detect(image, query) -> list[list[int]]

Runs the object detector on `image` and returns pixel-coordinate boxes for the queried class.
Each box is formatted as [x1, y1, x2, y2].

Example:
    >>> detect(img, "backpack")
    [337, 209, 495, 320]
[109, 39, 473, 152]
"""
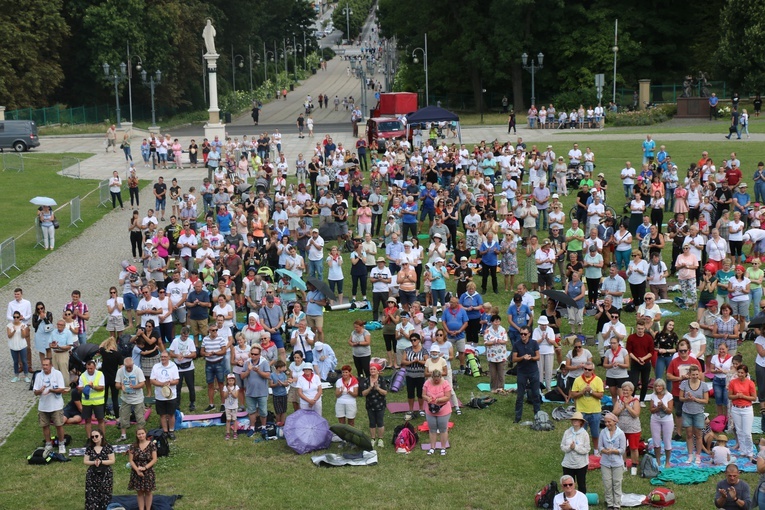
[118, 333, 133, 358]
[465, 352, 482, 377]
[394, 426, 417, 453]
[645, 487, 676, 507]
[531, 411, 554, 431]
[710, 415, 727, 433]
[534, 480, 558, 508]
[261, 423, 278, 440]
[640, 452, 660, 478]
[467, 397, 496, 409]
[147, 428, 169, 457]
[27, 447, 53, 465]
[391, 422, 418, 451]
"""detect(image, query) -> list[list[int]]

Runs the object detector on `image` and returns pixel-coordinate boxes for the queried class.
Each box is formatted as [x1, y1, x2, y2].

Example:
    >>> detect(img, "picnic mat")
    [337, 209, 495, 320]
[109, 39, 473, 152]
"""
[181, 411, 247, 422]
[646, 439, 757, 475]
[74, 409, 152, 427]
[176, 415, 252, 430]
[417, 421, 454, 432]
[421, 441, 450, 450]
[69, 444, 132, 457]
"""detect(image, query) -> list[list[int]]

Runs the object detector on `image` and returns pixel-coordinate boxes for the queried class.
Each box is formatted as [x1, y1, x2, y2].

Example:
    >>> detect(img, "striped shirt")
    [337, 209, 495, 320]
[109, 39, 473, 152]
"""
[202, 335, 228, 363]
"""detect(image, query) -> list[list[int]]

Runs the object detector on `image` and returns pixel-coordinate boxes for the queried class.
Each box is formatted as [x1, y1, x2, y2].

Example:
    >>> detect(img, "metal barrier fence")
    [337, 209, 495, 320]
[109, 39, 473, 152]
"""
[2, 153, 24, 172]
[0, 237, 21, 278]
[34, 217, 45, 248]
[97, 179, 111, 208]
[70, 197, 83, 227]
[61, 156, 81, 179]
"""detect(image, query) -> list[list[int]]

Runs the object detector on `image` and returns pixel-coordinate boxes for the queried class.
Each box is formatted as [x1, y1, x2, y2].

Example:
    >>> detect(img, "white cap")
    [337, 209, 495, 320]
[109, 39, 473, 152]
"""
[537, 316, 549, 325]
[552, 193, 559, 199]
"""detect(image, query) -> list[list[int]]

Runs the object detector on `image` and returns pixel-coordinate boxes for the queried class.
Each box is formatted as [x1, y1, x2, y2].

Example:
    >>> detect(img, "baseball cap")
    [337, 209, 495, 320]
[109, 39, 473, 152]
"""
[706, 300, 719, 308]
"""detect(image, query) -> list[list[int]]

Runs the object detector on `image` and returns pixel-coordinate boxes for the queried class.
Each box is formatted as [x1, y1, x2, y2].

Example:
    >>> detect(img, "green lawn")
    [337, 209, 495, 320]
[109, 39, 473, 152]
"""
[3, 138, 764, 508]
[0, 153, 148, 289]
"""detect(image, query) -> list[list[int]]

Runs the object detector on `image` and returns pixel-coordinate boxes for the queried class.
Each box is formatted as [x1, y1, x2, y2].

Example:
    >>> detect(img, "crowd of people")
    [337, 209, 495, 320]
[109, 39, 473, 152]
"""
[14, 124, 765, 508]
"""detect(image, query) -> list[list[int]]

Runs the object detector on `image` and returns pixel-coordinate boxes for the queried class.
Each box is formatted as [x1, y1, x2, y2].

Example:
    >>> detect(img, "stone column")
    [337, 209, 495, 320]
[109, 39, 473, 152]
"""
[0, 106, 5, 121]
[204, 53, 226, 141]
[638, 79, 651, 110]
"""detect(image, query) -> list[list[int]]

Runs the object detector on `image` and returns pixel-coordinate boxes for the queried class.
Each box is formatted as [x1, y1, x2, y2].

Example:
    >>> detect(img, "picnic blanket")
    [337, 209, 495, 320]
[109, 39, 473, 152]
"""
[646, 439, 757, 476]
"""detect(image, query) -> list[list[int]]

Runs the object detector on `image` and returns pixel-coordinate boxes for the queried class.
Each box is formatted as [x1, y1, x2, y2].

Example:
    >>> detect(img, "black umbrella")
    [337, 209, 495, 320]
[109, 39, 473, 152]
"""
[307, 277, 336, 301]
[748, 314, 765, 328]
[541, 289, 578, 309]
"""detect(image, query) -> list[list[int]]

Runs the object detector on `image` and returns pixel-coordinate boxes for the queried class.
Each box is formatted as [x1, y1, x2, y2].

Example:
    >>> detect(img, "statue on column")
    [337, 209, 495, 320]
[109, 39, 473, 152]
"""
[203, 19, 217, 55]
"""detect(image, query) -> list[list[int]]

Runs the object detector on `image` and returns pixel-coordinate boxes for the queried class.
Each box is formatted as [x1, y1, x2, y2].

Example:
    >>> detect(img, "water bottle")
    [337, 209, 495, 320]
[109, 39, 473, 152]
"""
[470, 391, 475, 401]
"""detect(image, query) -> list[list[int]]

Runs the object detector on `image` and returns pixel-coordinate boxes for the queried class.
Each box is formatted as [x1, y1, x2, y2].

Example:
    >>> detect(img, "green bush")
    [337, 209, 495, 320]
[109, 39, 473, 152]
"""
[547, 90, 600, 111]
[605, 105, 674, 126]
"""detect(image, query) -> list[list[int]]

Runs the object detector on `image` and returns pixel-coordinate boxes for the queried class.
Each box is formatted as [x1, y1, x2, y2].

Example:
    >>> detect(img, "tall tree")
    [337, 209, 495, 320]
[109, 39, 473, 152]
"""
[0, 0, 68, 109]
[716, 0, 765, 93]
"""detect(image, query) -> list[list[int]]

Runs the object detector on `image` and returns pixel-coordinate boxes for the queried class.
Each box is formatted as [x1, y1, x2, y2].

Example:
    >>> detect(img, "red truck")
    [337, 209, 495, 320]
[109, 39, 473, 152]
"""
[366, 92, 418, 146]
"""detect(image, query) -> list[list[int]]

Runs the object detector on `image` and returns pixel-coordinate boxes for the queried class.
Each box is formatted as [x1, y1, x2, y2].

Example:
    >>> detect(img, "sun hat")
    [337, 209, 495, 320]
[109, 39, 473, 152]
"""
[569, 411, 585, 422]
[161, 385, 172, 399]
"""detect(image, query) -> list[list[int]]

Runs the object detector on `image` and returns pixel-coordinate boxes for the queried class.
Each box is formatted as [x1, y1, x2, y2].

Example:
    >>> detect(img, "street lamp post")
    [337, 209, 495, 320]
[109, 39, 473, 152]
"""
[103, 62, 127, 128]
[264, 50, 275, 83]
[343, 3, 353, 45]
[232, 52, 245, 94]
[411, 33, 429, 107]
[612, 19, 619, 106]
[140, 69, 162, 131]
[248, 45, 258, 92]
[295, 43, 303, 80]
[350, 59, 368, 117]
[126, 43, 144, 124]
[521, 51, 545, 107]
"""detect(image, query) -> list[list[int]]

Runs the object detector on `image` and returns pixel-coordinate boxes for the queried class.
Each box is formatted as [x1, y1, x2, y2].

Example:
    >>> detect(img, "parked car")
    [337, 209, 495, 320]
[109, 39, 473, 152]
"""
[0, 120, 40, 152]
[366, 117, 406, 147]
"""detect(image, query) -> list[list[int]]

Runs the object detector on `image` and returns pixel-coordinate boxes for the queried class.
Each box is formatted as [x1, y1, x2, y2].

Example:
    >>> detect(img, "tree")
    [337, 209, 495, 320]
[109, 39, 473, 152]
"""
[0, 0, 68, 109]
[716, 0, 765, 93]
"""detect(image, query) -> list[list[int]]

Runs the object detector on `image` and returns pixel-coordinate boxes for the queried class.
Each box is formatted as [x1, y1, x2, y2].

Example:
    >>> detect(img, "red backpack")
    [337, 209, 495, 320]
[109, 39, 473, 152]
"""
[394, 425, 417, 453]
[645, 487, 676, 507]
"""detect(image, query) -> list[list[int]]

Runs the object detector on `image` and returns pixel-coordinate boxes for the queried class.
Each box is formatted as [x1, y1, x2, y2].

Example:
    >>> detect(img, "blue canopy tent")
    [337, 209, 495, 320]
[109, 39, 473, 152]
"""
[405, 105, 462, 143]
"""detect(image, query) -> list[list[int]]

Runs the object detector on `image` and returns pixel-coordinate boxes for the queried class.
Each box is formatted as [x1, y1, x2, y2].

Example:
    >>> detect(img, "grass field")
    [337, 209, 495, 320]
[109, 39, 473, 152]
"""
[0, 153, 126, 289]
[3, 138, 765, 508]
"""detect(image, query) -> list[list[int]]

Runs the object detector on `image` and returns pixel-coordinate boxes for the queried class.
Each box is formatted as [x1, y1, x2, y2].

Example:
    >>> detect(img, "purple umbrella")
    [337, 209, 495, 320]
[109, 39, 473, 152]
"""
[283, 409, 332, 454]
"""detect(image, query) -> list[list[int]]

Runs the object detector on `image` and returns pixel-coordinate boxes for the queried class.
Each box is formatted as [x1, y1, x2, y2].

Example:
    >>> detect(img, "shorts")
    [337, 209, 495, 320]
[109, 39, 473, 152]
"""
[452, 337, 466, 353]
[682, 411, 705, 429]
[225, 408, 238, 421]
[190, 319, 209, 337]
[405, 376, 425, 399]
[335, 400, 358, 419]
[81, 404, 105, 423]
[123, 292, 139, 310]
[156, 398, 176, 416]
[730, 299, 749, 317]
[62, 406, 80, 420]
[583, 412, 601, 440]
[425, 412, 451, 433]
[155, 198, 166, 211]
[399, 290, 416, 307]
[606, 376, 630, 389]
[38, 409, 65, 428]
[306, 314, 324, 331]
[271, 332, 285, 349]
[537, 270, 554, 288]
[287, 386, 300, 404]
[171, 306, 187, 324]
[246, 395, 268, 416]
[205, 360, 226, 384]
[625, 431, 641, 451]
[367, 408, 385, 428]
[106, 315, 125, 332]
[273, 394, 287, 415]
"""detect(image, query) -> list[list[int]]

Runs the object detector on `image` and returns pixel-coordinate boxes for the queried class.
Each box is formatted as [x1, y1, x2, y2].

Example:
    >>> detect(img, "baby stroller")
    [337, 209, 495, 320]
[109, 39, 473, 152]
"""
[305, 101, 314, 114]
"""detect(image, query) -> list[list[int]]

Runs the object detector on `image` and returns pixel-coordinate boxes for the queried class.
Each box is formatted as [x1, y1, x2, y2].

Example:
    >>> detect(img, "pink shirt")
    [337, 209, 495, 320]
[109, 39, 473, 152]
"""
[423, 379, 453, 417]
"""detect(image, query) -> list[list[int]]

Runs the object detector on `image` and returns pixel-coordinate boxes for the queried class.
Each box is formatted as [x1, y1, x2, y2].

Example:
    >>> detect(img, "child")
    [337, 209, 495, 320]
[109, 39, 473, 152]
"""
[712, 434, 731, 465]
[269, 360, 289, 425]
[479, 302, 494, 337]
[222, 373, 239, 440]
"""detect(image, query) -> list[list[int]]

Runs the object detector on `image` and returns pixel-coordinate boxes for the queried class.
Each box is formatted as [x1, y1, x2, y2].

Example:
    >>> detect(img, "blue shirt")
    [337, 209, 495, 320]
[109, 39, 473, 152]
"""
[306, 290, 326, 316]
[642, 139, 655, 159]
[479, 240, 500, 267]
[460, 291, 484, 320]
[270, 371, 289, 396]
[733, 192, 750, 213]
[506, 303, 531, 332]
[420, 189, 436, 211]
[511, 339, 540, 375]
[709, 96, 719, 107]
[442, 306, 468, 340]
[386, 241, 404, 263]
[187, 289, 211, 320]
[401, 202, 418, 224]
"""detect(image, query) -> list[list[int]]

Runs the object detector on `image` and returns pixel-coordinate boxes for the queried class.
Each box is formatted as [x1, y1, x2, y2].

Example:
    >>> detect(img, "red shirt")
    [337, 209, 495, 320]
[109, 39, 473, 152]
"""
[729, 377, 755, 407]
[666, 356, 702, 397]
[726, 167, 742, 187]
[626, 333, 654, 360]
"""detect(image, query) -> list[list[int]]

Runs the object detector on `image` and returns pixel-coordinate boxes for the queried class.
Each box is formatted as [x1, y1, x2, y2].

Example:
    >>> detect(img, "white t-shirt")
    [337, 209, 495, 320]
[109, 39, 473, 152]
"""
[137, 297, 162, 327]
[166, 280, 190, 307]
[107, 297, 124, 317]
[620, 167, 636, 185]
[683, 333, 707, 359]
[335, 377, 358, 404]
[756, 335, 765, 367]
[308, 236, 325, 261]
[650, 391, 674, 421]
[533, 326, 556, 355]
[34, 368, 66, 412]
[150, 362, 179, 401]
[553, 491, 589, 510]
[168, 336, 197, 372]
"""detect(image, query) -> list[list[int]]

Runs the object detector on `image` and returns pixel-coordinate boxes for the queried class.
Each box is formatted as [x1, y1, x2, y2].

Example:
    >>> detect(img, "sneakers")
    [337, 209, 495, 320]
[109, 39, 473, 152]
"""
[220, 404, 225, 412]
[440, 449, 447, 456]
[427, 448, 435, 455]
[640, 401, 646, 408]
[43, 444, 53, 457]
[204, 404, 216, 412]
[419, 410, 425, 417]
[232, 433, 238, 440]
[226, 433, 231, 440]
[118, 435, 127, 443]
[189, 403, 196, 412]
[58, 444, 66, 455]
[24, 375, 31, 383]
[404, 412, 413, 421]
[11, 377, 19, 383]
[168, 432, 176, 440]
[455, 407, 462, 415]
[377, 438, 384, 448]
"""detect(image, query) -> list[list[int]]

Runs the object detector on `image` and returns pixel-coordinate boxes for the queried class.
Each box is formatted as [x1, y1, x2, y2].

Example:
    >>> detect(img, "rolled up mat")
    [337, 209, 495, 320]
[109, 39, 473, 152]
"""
[586, 493, 599, 505]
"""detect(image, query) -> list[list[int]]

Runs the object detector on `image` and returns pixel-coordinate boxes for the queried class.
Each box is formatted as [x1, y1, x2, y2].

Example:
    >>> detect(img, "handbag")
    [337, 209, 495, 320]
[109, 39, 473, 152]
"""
[53, 219, 60, 229]
[428, 403, 443, 414]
